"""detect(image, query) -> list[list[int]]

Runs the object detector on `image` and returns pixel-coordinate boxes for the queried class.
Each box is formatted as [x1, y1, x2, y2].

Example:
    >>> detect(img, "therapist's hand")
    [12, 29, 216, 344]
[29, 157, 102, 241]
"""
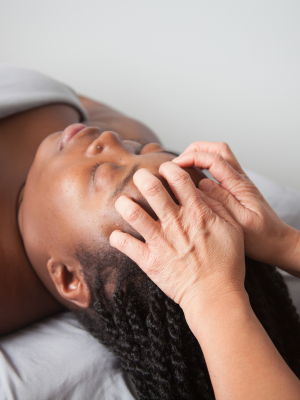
[173, 142, 300, 273]
[109, 162, 246, 311]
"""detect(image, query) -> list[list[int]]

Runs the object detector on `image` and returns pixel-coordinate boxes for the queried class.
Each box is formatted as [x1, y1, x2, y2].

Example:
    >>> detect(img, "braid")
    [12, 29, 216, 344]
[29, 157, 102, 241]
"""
[165, 298, 214, 400]
[124, 293, 155, 399]
[74, 246, 300, 400]
[146, 286, 174, 399]
[165, 298, 190, 399]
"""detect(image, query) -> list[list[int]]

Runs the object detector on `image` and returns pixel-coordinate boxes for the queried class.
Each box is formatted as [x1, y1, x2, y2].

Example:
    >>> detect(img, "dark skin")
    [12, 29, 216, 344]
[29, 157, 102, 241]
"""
[0, 97, 159, 335]
[0, 96, 204, 335]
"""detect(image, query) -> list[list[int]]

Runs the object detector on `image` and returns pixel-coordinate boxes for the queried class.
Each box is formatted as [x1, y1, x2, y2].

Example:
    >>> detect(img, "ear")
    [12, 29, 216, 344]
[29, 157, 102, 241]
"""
[46, 257, 90, 308]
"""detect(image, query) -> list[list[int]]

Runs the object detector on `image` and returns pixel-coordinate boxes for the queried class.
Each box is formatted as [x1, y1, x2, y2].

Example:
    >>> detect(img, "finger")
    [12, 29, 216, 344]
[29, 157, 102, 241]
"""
[199, 178, 245, 221]
[109, 230, 150, 267]
[172, 151, 252, 195]
[114, 195, 159, 241]
[174, 141, 244, 173]
[158, 161, 204, 208]
[198, 182, 241, 226]
[175, 141, 244, 173]
[133, 168, 179, 221]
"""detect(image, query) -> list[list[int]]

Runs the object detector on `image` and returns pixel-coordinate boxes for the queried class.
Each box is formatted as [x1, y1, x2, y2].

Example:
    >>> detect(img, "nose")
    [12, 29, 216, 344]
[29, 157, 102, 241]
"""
[85, 130, 123, 156]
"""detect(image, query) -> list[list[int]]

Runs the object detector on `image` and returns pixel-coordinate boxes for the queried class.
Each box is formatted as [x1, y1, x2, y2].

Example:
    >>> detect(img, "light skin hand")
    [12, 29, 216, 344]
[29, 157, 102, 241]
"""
[173, 142, 300, 277]
[8, 95, 299, 398]
[109, 159, 300, 400]
[109, 161, 246, 313]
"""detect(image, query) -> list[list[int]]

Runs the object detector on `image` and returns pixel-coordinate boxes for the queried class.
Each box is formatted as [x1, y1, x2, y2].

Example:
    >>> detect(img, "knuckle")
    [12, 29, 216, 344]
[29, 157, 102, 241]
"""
[190, 141, 199, 149]
[212, 153, 223, 164]
[142, 180, 162, 196]
[218, 142, 230, 152]
[222, 190, 232, 205]
[125, 204, 142, 222]
[162, 212, 181, 232]
[117, 235, 130, 249]
[148, 228, 161, 242]
[145, 255, 161, 275]
[226, 175, 240, 190]
[171, 169, 190, 185]
[186, 194, 201, 209]
[196, 207, 213, 226]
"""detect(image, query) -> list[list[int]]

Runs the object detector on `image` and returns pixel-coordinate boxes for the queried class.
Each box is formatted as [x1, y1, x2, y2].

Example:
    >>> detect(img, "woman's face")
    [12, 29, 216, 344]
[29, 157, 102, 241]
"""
[18, 124, 201, 273]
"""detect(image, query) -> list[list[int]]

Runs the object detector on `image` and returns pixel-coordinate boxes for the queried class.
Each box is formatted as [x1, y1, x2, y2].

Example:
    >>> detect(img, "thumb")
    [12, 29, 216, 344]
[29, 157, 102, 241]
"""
[199, 179, 245, 222]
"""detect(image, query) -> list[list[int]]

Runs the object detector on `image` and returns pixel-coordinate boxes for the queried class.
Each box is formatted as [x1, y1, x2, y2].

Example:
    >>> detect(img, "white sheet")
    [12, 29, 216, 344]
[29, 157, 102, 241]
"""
[0, 313, 135, 400]
[0, 169, 299, 400]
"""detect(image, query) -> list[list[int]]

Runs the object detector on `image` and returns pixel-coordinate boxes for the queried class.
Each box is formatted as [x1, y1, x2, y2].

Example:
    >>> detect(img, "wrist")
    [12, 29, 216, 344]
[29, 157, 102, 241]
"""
[271, 225, 300, 276]
[181, 285, 251, 338]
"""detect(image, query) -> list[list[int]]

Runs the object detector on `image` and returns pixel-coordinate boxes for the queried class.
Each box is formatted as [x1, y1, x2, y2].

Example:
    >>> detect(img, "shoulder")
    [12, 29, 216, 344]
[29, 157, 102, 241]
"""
[0, 64, 87, 121]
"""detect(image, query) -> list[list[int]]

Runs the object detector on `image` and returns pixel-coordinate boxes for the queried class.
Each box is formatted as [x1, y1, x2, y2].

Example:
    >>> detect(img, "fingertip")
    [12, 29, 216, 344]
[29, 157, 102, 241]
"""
[133, 167, 152, 186]
[172, 155, 187, 164]
[114, 195, 128, 210]
[134, 167, 147, 177]
[160, 160, 174, 167]
[172, 153, 190, 161]
[109, 229, 122, 246]
[159, 160, 178, 174]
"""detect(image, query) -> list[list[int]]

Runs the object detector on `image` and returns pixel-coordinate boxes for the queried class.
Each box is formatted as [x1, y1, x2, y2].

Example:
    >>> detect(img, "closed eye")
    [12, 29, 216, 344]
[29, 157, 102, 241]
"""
[90, 150, 177, 184]
[91, 162, 101, 183]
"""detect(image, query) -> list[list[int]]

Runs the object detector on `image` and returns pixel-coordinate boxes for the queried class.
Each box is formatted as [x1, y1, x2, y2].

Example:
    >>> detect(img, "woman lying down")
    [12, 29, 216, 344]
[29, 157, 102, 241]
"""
[1, 65, 300, 400]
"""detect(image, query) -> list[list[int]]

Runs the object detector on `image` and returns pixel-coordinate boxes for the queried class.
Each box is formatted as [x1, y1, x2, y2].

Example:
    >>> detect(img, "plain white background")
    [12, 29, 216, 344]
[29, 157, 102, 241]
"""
[1, 0, 300, 189]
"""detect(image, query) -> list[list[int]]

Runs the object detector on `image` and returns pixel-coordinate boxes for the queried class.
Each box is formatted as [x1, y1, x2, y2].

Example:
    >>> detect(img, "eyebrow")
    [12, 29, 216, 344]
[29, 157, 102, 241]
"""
[110, 164, 140, 201]
[110, 150, 177, 201]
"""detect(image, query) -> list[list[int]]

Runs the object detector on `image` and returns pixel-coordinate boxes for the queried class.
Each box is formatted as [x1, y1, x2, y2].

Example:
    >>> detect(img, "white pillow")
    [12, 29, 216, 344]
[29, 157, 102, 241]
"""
[0, 312, 135, 400]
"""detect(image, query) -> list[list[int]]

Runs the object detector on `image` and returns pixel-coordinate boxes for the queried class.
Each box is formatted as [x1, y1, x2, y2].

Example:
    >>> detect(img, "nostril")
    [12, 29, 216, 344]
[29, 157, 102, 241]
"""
[86, 140, 105, 157]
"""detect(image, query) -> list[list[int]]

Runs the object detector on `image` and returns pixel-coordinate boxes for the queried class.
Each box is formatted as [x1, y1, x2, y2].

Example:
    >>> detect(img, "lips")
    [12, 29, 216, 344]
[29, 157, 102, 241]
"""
[60, 123, 86, 149]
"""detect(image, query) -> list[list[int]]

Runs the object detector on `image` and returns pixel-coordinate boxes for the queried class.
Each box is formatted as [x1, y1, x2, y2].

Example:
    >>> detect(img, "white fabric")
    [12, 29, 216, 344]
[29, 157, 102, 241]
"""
[0, 313, 135, 400]
[0, 169, 300, 400]
[0, 64, 87, 121]
[246, 170, 300, 232]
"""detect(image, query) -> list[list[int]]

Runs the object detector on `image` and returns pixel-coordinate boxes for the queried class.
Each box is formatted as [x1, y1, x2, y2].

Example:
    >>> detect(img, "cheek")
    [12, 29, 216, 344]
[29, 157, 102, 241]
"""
[99, 203, 145, 243]
[94, 164, 122, 191]
[97, 208, 132, 237]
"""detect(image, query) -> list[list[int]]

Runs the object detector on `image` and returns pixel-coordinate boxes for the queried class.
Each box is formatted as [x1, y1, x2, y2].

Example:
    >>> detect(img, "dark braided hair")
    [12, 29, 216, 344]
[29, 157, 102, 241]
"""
[73, 244, 300, 400]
